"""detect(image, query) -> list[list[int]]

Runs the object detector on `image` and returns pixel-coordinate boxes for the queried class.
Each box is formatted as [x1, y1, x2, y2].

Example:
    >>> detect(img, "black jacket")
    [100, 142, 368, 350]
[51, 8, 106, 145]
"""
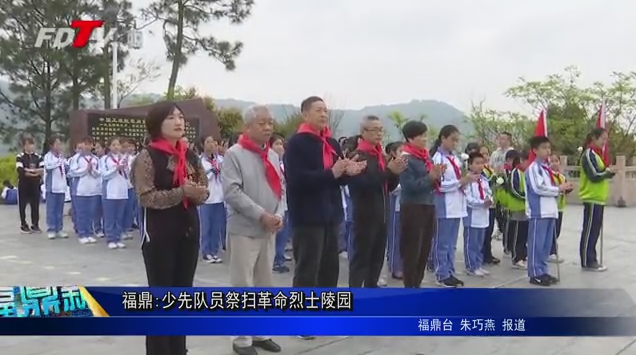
[348, 150, 399, 225]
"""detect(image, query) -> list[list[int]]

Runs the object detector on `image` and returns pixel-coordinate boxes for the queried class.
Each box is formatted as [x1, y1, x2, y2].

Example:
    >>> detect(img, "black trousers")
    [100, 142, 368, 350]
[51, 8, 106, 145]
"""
[501, 209, 511, 253]
[292, 224, 340, 288]
[580, 203, 604, 267]
[18, 182, 40, 227]
[400, 204, 436, 288]
[509, 220, 529, 263]
[550, 212, 564, 255]
[142, 235, 199, 355]
[494, 203, 506, 234]
[482, 208, 496, 260]
[349, 217, 387, 288]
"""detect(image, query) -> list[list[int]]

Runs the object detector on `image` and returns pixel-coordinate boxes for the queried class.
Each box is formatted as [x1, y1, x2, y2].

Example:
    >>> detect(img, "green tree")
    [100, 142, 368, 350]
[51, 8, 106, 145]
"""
[505, 66, 636, 159]
[275, 112, 303, 138]
[0, 0, 75, 145]
[98, 58, 161, 107]
[142, 0, 254, 99]
[466, 101, 533, 150]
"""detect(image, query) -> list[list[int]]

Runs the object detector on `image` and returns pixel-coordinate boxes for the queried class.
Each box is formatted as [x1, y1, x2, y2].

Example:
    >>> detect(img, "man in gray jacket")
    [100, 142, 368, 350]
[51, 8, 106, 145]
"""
[221, 105, 286, 355]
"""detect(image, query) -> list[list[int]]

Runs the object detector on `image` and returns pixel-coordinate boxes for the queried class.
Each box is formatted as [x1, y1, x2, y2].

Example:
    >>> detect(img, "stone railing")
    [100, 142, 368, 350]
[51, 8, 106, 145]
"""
[561, 155, 636, 207]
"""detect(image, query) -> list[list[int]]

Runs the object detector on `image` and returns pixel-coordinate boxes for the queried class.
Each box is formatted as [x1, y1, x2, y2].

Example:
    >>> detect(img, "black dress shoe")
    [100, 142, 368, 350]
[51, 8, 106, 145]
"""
[544, 274, 559, 284]
[529, 275, 551, 287]
[232, 344, 258, 355]
[253, 339, 282, 352]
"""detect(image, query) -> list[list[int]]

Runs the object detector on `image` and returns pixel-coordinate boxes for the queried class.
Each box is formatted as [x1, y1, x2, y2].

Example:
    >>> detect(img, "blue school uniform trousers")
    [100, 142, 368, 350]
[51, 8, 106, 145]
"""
[525, 162, 559, 278]
[69, 155, 101, 239]
[274, 212, 290, 265]
[463, 179, 492, 272]
[387, 192, 402, 275]
[199, 156, 226, 258]
[431, 152, 466, 281]
[43, 153, 68, 234]
[101, 156, 129, 243]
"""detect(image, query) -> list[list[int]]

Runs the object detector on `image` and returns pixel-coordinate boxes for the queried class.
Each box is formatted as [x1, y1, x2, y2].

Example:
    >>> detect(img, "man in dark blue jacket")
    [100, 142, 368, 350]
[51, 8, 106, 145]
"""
[285, 96, 365, 293]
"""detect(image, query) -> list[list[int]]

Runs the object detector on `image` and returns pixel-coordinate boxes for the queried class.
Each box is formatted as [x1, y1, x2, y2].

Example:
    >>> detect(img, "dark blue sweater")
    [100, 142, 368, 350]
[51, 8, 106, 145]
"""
[284, 132, 348, 227]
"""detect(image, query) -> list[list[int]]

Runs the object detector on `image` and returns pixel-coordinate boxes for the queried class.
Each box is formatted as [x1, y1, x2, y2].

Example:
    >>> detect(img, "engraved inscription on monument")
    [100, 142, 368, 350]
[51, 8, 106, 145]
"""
[86, 115, 199, 143]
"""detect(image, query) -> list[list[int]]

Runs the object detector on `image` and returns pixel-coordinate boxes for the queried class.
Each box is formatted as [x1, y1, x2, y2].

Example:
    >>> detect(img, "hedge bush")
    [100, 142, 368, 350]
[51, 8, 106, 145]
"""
[0, 154, 18, 185]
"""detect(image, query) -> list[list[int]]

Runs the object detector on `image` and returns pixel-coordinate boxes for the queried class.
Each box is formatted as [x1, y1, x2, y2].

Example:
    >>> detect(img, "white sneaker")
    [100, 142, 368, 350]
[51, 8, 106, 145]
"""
[122, 233, 133, 240]
[478, 267, 491, 275]
[116, 242, 126, 248]
[57, 231, 69, 238]
[548, 254, 564, 263]
[87, 237, 97, 243]
[467, 269, 486, 277]
[377, 277, 388, 287]
[107, 242, 118, 249]
[47, 232, 57, 240]
[512, 260, 527, 270]
[339, 251, 348, 259]
[96, 232, 105, 238]
[79, 238, 90, 245]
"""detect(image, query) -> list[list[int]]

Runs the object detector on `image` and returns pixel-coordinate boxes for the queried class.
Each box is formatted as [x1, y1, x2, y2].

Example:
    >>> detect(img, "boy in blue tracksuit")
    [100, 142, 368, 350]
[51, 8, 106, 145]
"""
[463, 152, 493, 277]
[525, 136, 572, 286]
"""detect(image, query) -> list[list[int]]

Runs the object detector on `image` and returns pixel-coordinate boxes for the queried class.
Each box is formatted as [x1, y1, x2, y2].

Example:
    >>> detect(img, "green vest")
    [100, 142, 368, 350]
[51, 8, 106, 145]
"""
[578, 149, 610, 205]
[552, 173, 566, 211]
[507, 168, 526, 212]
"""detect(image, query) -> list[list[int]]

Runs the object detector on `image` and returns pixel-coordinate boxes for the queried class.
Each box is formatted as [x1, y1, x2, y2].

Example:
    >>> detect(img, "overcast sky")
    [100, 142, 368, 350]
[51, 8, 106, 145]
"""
[128, 0, 634, 113]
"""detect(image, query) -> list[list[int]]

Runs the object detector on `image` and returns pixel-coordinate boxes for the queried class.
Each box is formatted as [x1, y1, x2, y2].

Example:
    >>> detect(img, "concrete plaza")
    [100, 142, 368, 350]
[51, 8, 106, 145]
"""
[1, 204, 635, 355]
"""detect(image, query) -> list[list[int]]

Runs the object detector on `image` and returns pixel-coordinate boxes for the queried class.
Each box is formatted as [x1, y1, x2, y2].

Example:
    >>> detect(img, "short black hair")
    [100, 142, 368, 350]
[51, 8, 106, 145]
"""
[529, 136, 550, 150]
[505, 149, 519, 162]
[21, 136, 34, 145]
[46, 135, 60, 148]
[342, 135, 360, 156]
[465, 142, 480, 154]
[500, 132, 512, 138]
[300, 96, 323, 113]
[145, 101, 183, 139]
[468, 152, 484, 165]
[401, 121, 428, 141]
[385, 141, 403, 155]
[269, 133, 285, 146]
[81, 136, 93, 144]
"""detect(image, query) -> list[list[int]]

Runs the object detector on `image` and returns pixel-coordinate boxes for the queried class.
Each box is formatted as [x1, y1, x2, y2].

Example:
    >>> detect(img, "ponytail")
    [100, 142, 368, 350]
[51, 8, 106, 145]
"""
[430, 138, 442, 156]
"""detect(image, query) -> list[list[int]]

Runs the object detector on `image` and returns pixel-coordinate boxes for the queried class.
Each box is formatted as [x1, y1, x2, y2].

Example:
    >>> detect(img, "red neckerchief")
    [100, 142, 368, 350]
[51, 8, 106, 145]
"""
[477, 177, 485, 199]
[237, 134, 282, 199]
[82, 154, 93, 174]
[297, 123, 337, 168]
[537, 161, 556, 186]
[109, 154, 127, 179]
[589, 145, 608, 166]
[52, 152, 64, 175]
[444, 153, 461, 180]
[504, 163, 512, 171]
[148, 138, 188, 207]
[206, 154, 219, 177]
[357, 139, 385, 171]
[401, 143, 439, 192]
[357, 139, 385, 190]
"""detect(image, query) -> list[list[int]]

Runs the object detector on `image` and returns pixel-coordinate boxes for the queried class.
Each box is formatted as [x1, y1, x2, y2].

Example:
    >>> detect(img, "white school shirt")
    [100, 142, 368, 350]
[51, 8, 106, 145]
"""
[432, 150, 467, 219]
[123, 153, 134, 189]
[43, 152, 68, 194]
[200, 154, 224, 204]
[464, 176, 492, 228]
[70, 154, 101, 197]
[525, 160, 559, 219]
[100, 153, 129, 200]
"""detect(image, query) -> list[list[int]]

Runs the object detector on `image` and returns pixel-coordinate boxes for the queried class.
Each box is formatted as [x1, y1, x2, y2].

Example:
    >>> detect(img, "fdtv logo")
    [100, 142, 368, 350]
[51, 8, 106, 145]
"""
[34, 20, 116, 49]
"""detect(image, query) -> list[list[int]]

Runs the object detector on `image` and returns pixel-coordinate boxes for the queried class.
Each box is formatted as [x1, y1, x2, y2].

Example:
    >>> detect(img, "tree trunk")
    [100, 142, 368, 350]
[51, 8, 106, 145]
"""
[166, 1, 185, 100]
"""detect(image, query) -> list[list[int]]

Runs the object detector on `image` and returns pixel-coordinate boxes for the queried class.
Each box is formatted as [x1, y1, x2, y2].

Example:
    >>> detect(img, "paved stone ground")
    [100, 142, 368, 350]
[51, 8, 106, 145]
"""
[1, 204, 636, 354]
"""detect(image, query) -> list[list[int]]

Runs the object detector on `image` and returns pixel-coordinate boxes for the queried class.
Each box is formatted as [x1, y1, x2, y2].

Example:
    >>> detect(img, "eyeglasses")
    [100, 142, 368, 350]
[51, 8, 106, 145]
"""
[365, 128, 384, 133]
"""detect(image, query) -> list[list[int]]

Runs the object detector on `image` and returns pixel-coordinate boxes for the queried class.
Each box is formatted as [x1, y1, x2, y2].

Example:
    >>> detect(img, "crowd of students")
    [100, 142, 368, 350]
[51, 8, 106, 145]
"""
[11, 121, 614, 287]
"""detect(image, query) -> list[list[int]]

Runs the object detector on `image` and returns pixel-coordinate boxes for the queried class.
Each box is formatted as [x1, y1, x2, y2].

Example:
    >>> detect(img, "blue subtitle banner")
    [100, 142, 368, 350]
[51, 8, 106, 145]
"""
[0, 287, 635, 336]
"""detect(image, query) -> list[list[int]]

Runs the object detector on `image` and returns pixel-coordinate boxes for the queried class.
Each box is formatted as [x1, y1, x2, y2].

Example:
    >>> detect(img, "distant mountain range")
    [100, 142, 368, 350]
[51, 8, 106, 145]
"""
[0, 81, 470, 153]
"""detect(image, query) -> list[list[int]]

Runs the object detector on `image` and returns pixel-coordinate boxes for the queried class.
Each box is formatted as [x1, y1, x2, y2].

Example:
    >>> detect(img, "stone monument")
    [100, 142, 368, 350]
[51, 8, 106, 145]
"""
[68, 98, 220, 148]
